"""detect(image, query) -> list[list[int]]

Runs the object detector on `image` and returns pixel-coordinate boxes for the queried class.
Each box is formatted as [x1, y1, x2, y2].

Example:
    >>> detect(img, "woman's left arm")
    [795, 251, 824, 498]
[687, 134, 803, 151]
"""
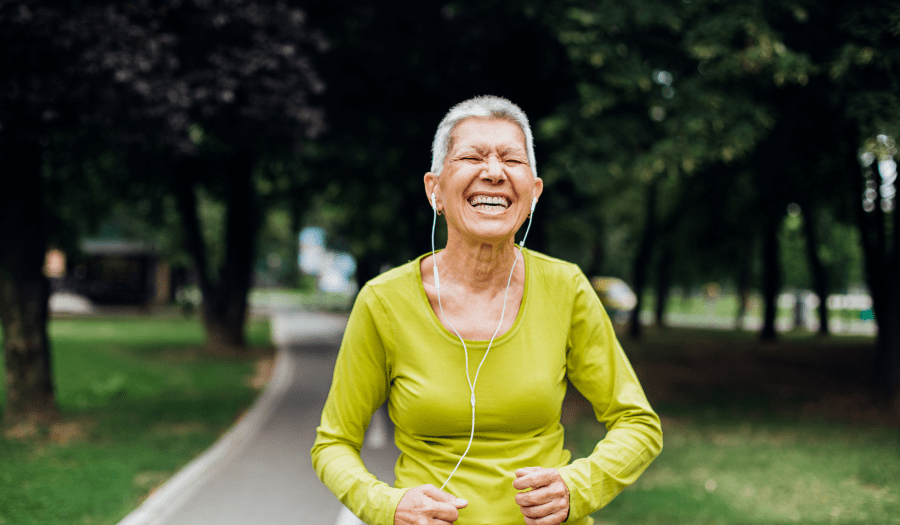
[557, 272, 664, 521]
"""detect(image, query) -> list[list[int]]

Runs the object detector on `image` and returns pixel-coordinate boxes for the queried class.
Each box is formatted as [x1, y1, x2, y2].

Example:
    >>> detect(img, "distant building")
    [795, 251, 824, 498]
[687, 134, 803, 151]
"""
[65, 239, 171, 306]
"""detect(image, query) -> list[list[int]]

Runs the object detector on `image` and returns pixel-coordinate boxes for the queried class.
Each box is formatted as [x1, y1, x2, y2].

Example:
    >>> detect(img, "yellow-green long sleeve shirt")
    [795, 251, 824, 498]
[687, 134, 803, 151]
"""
[311, 249, 662, 525]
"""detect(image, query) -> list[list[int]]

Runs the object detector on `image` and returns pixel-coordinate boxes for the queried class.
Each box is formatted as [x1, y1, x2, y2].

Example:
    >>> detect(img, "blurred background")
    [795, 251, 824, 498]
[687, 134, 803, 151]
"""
[1, 0, 899, 524]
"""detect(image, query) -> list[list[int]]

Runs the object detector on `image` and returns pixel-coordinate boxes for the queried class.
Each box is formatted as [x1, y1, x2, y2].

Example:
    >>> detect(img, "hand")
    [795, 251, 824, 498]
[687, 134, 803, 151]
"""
[394, 484, 468, 525]
[513, 467, 570, 525]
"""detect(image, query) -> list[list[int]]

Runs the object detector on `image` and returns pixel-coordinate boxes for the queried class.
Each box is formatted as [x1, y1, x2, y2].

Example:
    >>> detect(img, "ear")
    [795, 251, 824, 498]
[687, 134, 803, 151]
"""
[532, 177, 544, 201]
[424, 172, 440, 210]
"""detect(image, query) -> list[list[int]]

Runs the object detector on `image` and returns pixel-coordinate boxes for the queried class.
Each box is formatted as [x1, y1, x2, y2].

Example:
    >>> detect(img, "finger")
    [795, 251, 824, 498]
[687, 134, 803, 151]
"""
[421, 484, 468, 508]
[515, 466, 543, 478]
[523, 514, 566, 525]
[513, 467, 555, 490]
[515, 481, 567, 507]
[515, 485, 557, 507]
[518, 498, 563, 518]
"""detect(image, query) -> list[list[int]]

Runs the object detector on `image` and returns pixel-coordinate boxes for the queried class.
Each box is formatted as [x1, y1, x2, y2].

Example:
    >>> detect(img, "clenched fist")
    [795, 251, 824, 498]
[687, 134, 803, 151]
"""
[513, 467, 569, 525]
[394, 484, 468, 525]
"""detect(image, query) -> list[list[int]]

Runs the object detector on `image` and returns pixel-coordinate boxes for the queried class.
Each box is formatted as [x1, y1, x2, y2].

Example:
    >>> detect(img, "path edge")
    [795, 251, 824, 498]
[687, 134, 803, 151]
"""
[116, 345, 295, 525]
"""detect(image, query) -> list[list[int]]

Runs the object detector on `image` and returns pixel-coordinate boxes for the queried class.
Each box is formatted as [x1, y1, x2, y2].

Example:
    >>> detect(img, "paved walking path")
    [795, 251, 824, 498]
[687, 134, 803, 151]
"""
[117, 311, 399, 525]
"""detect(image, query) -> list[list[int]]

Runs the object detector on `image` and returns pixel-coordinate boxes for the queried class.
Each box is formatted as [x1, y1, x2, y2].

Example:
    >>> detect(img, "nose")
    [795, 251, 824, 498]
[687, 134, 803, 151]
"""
[482, 156, 505, 183]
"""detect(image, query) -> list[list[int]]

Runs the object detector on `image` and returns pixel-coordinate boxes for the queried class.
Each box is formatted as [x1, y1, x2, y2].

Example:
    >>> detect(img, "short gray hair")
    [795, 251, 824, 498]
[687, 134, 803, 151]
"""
[430, 95, 537, 177]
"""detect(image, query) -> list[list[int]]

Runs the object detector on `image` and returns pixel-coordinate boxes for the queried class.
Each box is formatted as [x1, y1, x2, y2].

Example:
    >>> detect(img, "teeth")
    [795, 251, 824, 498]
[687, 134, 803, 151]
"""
[468, 195, 510, 208]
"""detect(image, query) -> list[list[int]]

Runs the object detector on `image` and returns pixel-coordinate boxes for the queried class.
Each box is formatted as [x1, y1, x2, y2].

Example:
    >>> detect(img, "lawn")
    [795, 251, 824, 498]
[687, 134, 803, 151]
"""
[562, 326, 900, 525]
[0, 315, 273, 525]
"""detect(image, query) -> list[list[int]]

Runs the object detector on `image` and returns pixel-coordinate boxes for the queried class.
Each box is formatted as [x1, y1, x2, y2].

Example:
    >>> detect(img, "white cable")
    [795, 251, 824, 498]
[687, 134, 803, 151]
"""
[431, 206, 535, 491]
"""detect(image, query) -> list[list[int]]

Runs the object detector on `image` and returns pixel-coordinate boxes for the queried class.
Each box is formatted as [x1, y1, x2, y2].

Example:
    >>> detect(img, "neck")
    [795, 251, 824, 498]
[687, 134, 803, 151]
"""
[437, 234, 521, 290]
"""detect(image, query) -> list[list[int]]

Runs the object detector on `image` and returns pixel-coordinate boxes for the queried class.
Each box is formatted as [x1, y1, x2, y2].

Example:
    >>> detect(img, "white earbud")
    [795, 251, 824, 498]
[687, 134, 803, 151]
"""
[431, 192, 440, 291]
[519, 197, 538, 248]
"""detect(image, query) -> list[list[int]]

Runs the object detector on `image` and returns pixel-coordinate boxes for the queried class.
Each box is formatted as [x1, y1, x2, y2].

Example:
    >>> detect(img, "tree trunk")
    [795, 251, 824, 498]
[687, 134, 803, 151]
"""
[629, 180, 658, 339]
[0, 138, 57, 423]
[286, 200, 304, 288]
[845, 124, 899, 397]
[209, 152, 259, 350]
[654, 246, 672, 328]
[890, 159, 900, 401]
[800, 205, 830, 335]
[760, 215, 780, 341]
[734, 249, 752, 331]
[175, 153, 260, 352]
[867, 160, 898, 395]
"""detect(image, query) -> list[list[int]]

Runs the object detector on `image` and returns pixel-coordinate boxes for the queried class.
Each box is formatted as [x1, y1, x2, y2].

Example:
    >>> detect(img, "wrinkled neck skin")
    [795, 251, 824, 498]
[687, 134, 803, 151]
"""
[435, 226, 523, 294]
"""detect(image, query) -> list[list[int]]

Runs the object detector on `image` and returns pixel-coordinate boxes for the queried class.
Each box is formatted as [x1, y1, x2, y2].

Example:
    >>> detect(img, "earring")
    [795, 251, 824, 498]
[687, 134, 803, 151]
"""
[437, 208, 443, 216]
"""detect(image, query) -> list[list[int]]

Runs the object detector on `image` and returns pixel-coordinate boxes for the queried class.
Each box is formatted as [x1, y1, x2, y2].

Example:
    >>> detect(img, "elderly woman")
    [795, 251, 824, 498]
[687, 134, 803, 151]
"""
[311, 95, 662, 525]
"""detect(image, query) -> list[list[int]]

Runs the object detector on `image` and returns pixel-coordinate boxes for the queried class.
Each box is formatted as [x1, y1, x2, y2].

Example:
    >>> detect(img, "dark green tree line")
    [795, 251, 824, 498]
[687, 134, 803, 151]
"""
[540, 0, 900, 396]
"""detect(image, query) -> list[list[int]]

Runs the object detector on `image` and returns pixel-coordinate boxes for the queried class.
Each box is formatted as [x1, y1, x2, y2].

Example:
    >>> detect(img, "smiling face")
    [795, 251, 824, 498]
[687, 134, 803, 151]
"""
[425, 117, 543, 247]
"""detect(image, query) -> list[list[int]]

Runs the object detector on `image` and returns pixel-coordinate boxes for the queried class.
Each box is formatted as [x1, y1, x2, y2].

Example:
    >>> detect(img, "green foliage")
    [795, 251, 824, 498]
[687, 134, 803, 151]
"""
[535, 0, 898, 324]
[780, 209, 865, 292]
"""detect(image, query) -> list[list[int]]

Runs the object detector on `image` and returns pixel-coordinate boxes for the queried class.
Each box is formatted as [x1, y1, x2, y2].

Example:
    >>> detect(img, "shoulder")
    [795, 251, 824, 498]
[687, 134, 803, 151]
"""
[365, 257, 420, 290]
[526, 249, 588, 287]
[356, 256, 423, 310]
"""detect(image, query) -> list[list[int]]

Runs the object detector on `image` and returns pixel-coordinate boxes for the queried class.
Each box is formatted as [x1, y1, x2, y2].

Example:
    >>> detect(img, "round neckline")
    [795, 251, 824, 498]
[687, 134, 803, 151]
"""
[415, 247, 530, 346]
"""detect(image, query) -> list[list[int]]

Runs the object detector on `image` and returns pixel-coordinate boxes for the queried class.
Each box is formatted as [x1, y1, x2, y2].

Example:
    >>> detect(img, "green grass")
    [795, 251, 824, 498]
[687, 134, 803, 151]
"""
[0, 316, 273, 525]
[569, 414, 900, 525]
[563, 326, 900, 525]
[249, 288, 353, 311]
[644, 292, 873, 326]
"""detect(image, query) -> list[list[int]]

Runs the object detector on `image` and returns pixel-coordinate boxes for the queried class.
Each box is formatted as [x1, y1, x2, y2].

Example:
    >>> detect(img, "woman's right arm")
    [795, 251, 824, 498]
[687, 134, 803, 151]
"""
[310, 286, 408, 525]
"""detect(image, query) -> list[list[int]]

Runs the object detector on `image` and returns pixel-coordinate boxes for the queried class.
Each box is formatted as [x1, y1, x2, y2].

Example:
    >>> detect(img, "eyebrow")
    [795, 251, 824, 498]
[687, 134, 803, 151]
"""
[498, 146, 527, 157]
[454, 145, 526, 157]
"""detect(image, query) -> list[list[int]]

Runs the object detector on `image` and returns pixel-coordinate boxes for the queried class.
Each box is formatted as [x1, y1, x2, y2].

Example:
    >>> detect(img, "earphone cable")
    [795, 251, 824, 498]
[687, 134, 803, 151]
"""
[431, 206, 535, 491]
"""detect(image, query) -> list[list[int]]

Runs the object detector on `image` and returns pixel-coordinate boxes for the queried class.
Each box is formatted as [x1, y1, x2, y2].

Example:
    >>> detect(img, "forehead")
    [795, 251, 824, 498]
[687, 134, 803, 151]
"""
[449, 117, 527, 153]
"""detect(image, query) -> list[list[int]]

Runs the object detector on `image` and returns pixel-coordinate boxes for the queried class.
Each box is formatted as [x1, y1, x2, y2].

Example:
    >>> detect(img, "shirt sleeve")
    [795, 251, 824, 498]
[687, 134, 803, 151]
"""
[557, 271, 663, 521]
[310, 285, 408, 525]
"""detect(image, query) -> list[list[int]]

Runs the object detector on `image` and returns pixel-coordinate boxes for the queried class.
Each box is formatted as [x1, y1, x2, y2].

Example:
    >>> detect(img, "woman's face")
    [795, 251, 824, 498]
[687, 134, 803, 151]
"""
[426, 117, 543, 246]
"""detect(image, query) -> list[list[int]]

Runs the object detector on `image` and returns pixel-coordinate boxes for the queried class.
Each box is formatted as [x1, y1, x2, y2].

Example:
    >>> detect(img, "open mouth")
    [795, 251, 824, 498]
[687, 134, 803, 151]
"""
[468, 194, 510, 211]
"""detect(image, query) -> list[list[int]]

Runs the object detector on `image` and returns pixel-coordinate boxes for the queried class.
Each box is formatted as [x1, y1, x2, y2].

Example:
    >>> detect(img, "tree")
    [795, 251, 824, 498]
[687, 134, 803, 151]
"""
[777, 0, 900, 394]
[548, 0, 900, 390]
[0, 0, 326, 422]
[540, 0, 810, 338]
[109, 0, 326, 350]
[0, 1, 140, 422]
[838, 2, 900, 398]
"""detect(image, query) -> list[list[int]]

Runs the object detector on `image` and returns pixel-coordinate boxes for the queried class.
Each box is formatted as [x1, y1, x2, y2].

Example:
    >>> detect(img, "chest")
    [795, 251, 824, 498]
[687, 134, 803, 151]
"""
[425, 283, 524, 341]
[386, 316, 569, 439]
